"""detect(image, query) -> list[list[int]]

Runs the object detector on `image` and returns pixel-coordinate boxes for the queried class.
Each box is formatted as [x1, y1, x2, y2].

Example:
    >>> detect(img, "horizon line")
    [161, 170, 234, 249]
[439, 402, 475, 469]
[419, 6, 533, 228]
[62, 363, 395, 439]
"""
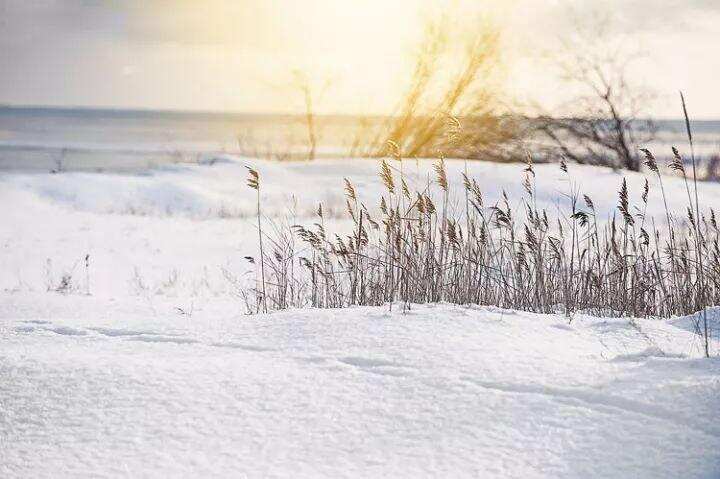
[1, 103, 719, 122]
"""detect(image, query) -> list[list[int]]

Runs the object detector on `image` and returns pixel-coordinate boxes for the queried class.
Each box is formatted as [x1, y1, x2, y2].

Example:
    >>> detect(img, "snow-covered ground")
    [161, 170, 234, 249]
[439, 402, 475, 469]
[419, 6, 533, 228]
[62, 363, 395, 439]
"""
[3, 157, 720, 297]
[1, 296, 719, 478]
[1, 157, 719, 478]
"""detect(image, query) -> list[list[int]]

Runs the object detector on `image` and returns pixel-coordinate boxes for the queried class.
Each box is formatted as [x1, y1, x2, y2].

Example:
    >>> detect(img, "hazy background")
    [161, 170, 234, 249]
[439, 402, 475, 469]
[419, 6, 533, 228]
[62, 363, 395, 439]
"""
[1, 0, 719, 118]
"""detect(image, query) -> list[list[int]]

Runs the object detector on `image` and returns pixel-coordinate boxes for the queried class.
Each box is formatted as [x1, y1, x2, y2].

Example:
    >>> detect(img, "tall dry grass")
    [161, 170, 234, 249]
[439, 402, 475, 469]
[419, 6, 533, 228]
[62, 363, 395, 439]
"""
[242, 141, 717, 355]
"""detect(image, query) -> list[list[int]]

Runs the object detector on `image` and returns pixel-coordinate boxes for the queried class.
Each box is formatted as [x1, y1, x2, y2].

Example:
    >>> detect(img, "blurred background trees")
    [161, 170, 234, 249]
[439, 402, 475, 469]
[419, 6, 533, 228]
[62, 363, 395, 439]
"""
[534, 17, 656, 171]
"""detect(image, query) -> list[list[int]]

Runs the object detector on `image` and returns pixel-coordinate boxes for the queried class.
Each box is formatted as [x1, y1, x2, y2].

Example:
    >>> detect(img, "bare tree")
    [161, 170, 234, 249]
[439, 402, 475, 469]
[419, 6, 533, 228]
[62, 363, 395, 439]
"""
[292, 70, 332, 161]
[242, 71, 330, 162]
[292, 70, 318, 161]
[537, 17, 655, 171]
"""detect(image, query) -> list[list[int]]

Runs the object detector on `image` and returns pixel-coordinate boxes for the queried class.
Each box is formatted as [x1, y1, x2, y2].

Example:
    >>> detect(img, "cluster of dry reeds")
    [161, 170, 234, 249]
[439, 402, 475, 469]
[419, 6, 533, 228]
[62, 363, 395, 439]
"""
[243, 146, 717, 355]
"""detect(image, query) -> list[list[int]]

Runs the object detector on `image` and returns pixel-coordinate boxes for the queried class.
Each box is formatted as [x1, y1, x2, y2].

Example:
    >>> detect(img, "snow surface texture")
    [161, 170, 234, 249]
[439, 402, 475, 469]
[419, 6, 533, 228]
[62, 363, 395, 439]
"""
[2, 158, 720, 477]
[1, 296, 719, 478]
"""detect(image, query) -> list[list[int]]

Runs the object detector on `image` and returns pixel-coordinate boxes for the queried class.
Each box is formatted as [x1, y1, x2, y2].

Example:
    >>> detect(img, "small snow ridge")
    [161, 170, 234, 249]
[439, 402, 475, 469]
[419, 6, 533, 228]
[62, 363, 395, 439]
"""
[338, 356, 400, 368]
[89, 327, 159, 337]
[337, 356, 414, 377]
[127, 335, 199, 345]
[14, 324, 87, 336]
[211, 342, 275, 352]
[48, 326, 87, 336]
[367, 368, 410, 377]
[463, 377, 719, 438]
[13, 325, 37, 333]
[611, 346, 685, 363]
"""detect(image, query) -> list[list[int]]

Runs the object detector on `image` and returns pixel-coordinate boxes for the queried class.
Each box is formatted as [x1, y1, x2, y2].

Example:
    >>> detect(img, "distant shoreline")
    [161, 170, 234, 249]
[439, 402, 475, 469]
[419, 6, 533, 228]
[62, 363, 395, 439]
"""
[1, 105, 718, 125]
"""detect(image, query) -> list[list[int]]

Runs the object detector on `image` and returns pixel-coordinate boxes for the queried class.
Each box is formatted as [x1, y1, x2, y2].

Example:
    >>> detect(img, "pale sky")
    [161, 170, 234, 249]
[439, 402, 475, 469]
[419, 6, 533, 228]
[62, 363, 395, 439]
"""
[1, 0, 719, 118]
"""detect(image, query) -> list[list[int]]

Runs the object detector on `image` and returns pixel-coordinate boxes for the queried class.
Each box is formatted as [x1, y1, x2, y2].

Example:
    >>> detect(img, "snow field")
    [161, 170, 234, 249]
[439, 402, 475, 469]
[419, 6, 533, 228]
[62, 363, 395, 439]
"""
[1, 157, 719, 477]
[1, 295, 719, 478]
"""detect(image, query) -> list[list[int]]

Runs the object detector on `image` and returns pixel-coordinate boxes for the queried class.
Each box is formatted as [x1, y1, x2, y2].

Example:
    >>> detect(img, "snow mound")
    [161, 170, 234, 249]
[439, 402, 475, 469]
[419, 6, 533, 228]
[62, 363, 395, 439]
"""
[3, 158, 720, 220]
[671, 307, 720, 333]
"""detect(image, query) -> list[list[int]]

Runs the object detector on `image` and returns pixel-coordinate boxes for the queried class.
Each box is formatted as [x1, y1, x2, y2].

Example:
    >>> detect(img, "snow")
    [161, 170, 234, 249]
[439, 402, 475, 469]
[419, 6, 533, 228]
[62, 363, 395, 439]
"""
[1, 295, 719, 478]
[4, 156, 720, 220]
[1, 157, 719, 478]
[3, 156, 720, 298]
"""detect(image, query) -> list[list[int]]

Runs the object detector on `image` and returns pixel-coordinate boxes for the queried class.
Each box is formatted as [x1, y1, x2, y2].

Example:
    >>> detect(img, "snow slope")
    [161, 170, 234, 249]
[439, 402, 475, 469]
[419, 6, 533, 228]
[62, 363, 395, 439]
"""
[2, 158, 720, 477]
[1, 295, 719, 478]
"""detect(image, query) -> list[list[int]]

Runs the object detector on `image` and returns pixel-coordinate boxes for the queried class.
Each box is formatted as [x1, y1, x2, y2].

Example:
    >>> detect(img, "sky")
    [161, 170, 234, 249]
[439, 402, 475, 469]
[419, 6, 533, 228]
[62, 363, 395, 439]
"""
[1, 0, 719, 118]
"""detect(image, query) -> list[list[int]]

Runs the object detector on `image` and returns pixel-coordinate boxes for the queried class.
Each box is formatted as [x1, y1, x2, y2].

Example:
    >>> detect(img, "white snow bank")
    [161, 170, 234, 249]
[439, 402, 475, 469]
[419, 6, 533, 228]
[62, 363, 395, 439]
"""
[4, 157, 720, 299]
[1, 294, 718, 478]
[3, 157, 720, 220]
